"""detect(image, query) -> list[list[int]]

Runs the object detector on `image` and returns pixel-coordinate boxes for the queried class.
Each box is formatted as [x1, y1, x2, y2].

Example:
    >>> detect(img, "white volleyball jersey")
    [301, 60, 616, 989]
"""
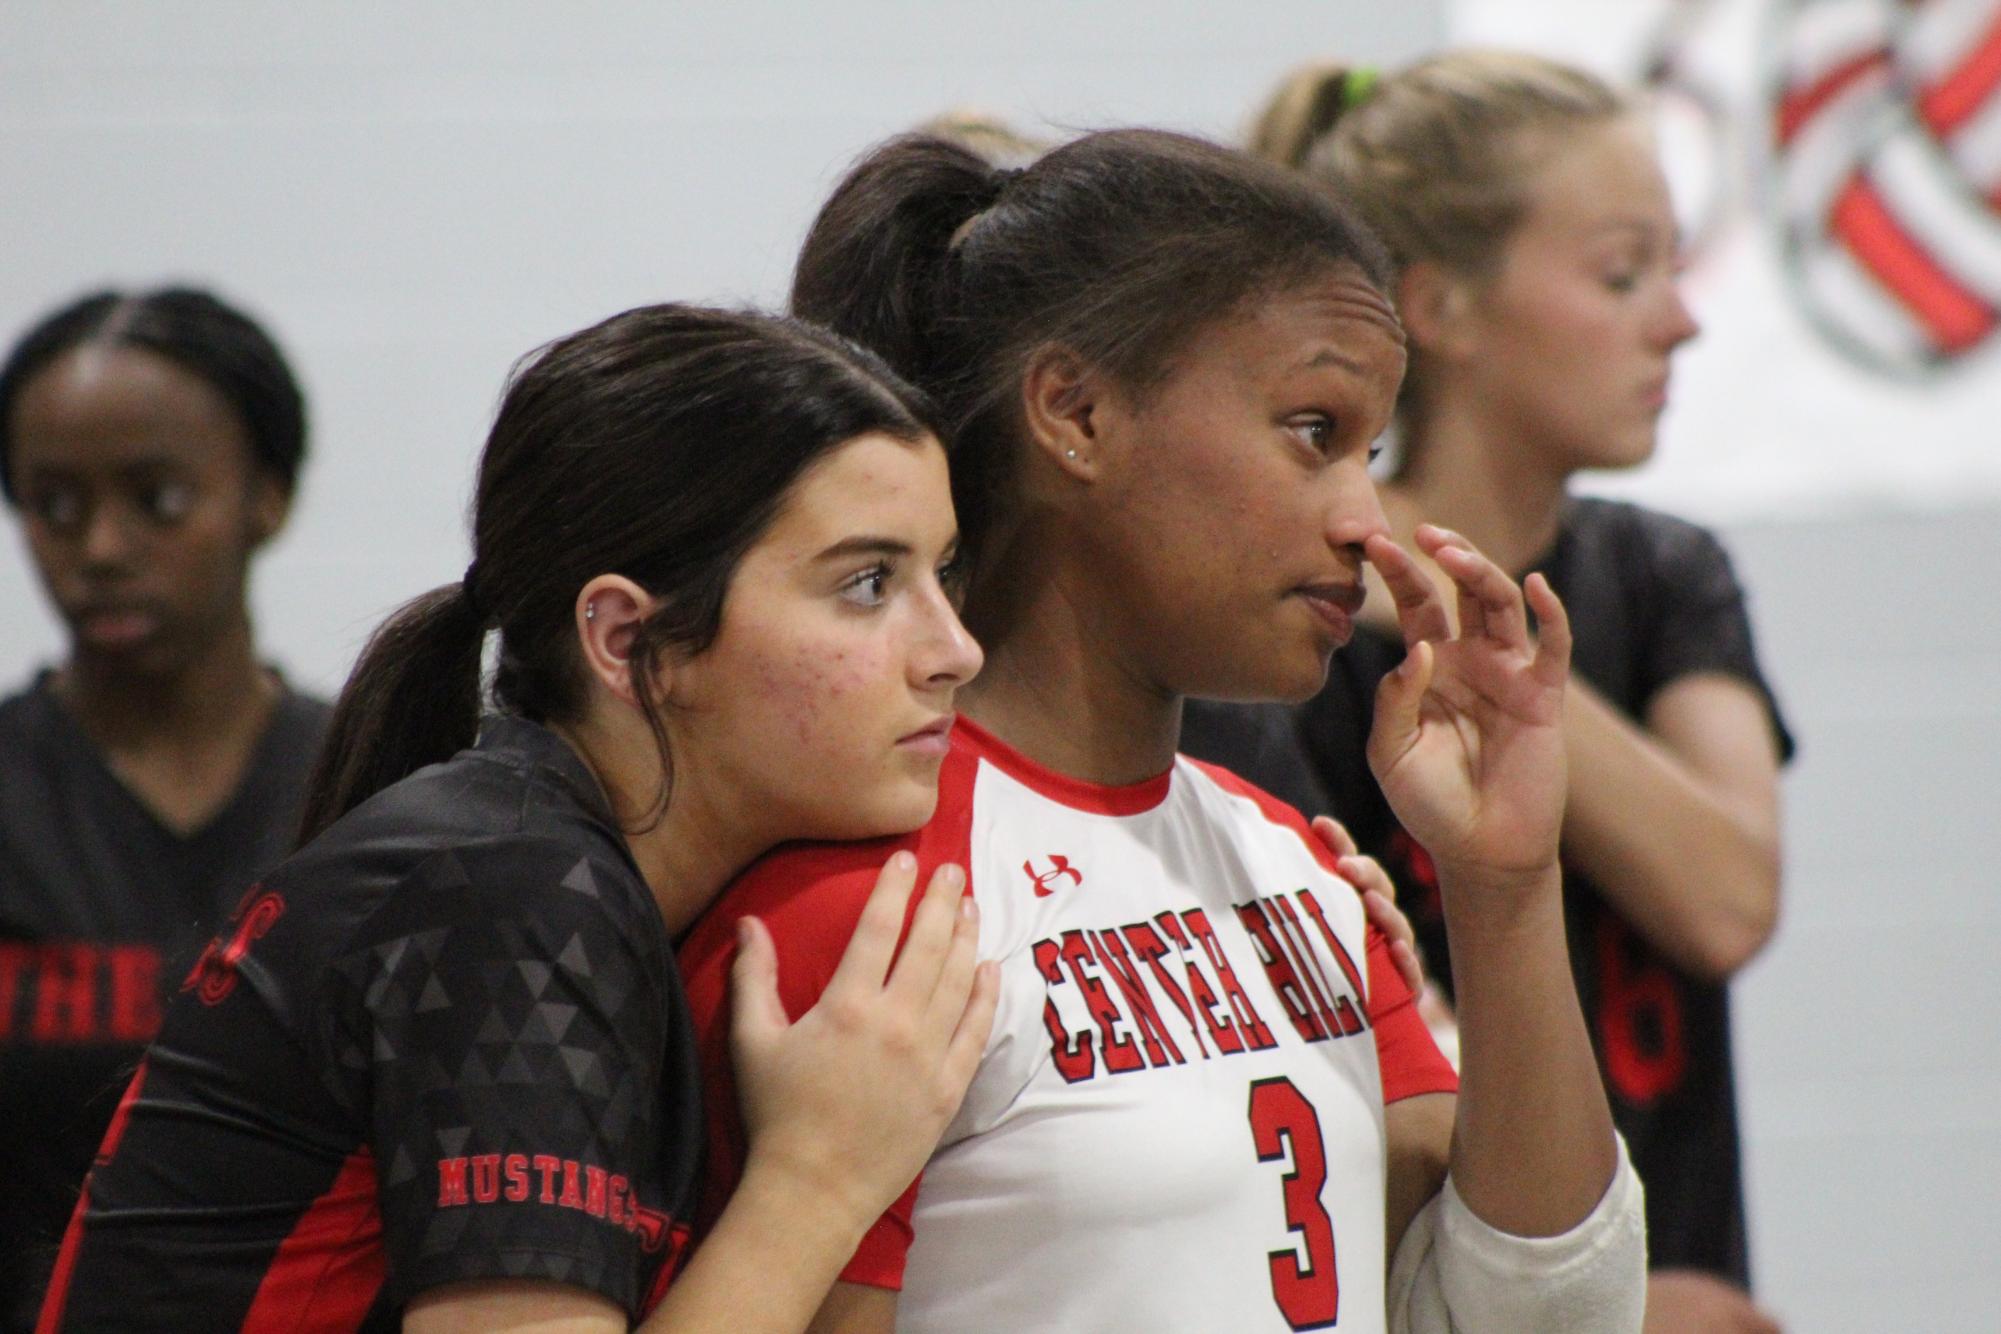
[678, 717, 1456, 1334]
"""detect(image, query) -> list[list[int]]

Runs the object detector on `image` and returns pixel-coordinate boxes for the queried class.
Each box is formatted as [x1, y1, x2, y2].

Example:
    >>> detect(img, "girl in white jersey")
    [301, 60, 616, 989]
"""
[679, 130, 1643, 1332]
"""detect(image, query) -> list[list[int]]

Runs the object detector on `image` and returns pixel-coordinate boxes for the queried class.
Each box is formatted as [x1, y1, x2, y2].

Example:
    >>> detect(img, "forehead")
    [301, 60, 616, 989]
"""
[1517, 117, 1673, 240]
[8, 342, 249, 475]
[1178, 267, 1406, 386]
[759, 431, 953, 548]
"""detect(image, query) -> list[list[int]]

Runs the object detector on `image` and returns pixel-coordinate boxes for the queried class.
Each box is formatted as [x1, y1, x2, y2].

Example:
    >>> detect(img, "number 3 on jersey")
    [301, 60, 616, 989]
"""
[1248, 1076, 1339, 1329]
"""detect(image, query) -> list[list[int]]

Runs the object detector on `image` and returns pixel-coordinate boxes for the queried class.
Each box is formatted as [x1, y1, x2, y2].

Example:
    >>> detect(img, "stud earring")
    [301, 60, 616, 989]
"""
[584, 601, 597, 622]
[1065, 449, 1078, 459]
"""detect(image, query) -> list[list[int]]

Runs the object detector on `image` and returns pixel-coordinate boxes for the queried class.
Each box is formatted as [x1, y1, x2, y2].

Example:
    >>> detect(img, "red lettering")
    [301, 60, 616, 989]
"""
[1596, 917, 1686, 1105]
[1183, 909, 1275, 1050]
[533, 1154, 561, 1203]
[1268, 894, 1351, 1031]
[558, 1159, 585, 1210]
[470, 1154, 501, 1203]
[1120, 921, 1210, 1058]
[33, 943, 97, 1041]
[437, 1157, 469, 1207]
[1157, 911, 1244, 1055]
[608, 1174, 630, 1227]
[585, 1165, 609, 1218]
[1236, 902, 1328, 1042]
[1295, 890, 1367, 1034]
[106, 945, 163, 1043]
[503, 1153, 529, 1202]
[1090, 930, 1183, 1067]
[1032, 938, 1094, 1083]
[1060, 930, 1141, 1075]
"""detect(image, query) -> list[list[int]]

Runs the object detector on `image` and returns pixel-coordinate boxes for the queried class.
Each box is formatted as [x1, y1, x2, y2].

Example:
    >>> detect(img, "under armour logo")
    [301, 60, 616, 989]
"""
[1024, 855, 1083, 898]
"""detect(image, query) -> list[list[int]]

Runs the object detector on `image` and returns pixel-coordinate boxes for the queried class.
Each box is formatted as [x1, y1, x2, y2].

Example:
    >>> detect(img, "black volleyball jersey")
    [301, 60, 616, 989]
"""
[1283, 498, 1794, 1286]
[0, 676, 328, 1334]
[39, 718, 700, 1331]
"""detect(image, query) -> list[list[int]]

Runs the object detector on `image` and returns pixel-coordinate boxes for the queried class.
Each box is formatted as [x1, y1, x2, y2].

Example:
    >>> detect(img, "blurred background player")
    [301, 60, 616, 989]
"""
[1186, 51, 1792, 1333]
[0, 287, 327, 1332]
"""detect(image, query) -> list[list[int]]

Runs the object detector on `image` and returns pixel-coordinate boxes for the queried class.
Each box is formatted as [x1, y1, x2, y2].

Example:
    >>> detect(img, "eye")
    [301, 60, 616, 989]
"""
[1367, 438, 1386, 465]
[140, 479, 195, 524]
[30, 484, 86, 532]
[1289, 413, 1338, 454]
[838, 561, 893, 609]
[1603, 271, 1640, 294]
[937, 550, 969, 608]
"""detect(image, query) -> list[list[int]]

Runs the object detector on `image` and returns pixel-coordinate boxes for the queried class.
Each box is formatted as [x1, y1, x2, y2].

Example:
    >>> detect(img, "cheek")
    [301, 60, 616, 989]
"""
[751, 637, 892, 756]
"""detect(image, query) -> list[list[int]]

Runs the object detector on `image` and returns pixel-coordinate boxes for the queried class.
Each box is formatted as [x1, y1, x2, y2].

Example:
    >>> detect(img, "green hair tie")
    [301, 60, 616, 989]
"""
[1342, 67, 1380, 110]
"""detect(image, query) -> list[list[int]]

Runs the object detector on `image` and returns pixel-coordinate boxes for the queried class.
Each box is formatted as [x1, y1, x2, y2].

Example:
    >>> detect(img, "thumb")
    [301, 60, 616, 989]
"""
[728, 916, 789, 1056]
[1372, 639, 1434, 758]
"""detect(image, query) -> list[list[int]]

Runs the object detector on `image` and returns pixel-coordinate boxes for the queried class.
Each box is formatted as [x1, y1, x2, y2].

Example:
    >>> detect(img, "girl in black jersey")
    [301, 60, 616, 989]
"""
[0, 288, 329, 1333]
[40, 305, 998, 1332]
[1223, 54, 1793, 1333]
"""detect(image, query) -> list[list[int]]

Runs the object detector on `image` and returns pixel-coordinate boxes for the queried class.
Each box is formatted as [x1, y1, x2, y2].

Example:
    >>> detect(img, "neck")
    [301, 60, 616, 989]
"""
[57, 617, 275, 755]
[552, 718, 764, 938]
[1395, 397, 1571, 573]
[959, 540, 1180, 787]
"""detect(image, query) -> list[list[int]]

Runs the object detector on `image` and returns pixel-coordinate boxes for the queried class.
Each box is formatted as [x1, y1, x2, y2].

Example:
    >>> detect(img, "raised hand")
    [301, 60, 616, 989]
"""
[1363, 525, 1570, 891]
[729, 852, 998, 1225]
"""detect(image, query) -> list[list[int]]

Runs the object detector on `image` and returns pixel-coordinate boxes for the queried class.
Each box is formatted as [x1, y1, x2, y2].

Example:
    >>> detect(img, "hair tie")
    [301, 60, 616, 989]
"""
[1342, 67, 1380, 111]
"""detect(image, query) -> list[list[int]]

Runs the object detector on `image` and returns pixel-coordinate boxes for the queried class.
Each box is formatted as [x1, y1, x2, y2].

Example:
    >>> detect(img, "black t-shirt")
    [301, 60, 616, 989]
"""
[39, 718, 701, 1331]
[1185, 498, 1793, 1287]
[0, 675, 329, 1332]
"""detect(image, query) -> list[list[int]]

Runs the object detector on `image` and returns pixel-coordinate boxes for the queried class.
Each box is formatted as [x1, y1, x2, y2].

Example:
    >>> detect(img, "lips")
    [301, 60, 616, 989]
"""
[896, 714, 956, 756]
[1294, 580, 1366, 641]
[70, 603, 164, 651]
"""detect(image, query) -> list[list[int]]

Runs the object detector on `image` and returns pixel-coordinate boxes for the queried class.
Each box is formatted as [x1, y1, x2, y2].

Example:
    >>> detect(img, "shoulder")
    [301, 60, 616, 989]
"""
[678, 740, 980, 1018]
[1179, 757, 1339, 878]
[1566, 496, 1734, 579]
[0, 674, 60, 753]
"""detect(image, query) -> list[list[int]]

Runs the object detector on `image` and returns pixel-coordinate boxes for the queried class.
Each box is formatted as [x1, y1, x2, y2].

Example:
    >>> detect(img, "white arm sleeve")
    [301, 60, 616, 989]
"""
[1387, 1133, 1646, 1334]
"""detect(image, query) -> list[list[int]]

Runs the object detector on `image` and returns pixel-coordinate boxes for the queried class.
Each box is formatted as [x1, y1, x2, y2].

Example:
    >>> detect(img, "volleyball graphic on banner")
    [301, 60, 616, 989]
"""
[1769, 0, 2001, 376]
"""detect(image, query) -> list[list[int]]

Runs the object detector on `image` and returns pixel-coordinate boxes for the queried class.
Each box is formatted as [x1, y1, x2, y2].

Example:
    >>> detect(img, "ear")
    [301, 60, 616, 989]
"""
[245, 472, 292, 549]
[1396, 261, 1481, 364]
[1019, 344, 1114, 482]
[572, 574, 665, 709]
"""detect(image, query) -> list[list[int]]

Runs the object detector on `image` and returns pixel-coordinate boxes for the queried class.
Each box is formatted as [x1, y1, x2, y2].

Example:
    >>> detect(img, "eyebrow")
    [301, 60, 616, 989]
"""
[814, 535, 915, 562]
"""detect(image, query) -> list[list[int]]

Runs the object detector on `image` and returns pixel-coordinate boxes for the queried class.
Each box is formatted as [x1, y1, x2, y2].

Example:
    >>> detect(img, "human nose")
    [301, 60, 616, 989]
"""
[79, 498, 140, 569]
[1656, 279, 1701, 349]
[1323, 454, 1391, 557]
[913, 586, 984, 691]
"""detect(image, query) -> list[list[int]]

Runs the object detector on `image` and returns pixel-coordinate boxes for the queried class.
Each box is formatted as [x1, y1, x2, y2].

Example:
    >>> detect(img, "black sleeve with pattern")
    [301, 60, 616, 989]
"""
[318, 836, 680, 1317]
[1639, 518, 1797, 763]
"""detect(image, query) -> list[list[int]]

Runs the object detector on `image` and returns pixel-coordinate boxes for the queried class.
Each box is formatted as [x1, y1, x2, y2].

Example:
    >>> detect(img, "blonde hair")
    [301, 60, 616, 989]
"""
[914, 108, 1051, 170]
[1252, 51, 1628, 279]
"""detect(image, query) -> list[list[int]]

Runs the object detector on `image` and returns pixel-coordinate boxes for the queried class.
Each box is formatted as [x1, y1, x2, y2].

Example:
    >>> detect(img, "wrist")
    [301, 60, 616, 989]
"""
[737, 1144, 880, 1251]
[1431, 856, 1562, 905]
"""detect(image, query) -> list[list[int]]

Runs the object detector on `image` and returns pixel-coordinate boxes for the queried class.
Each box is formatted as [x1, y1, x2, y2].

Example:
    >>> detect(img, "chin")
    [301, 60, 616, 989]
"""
[815, 780, 941, 842]
[1189, 641, 1333, 707]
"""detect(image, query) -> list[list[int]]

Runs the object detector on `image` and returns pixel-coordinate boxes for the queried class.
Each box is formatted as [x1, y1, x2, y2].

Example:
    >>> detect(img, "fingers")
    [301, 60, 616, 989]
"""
[825, 851, 920, 993]
[727, 916, 786, 1051]
[1371, 637, 1434, 758]
[940, 960, 1001, 1099]
[921, 893, 982, 1048]
[1418, 525, 1528, 651]
[1525, 571, 1573, 687]
[1364, 533, 1451, 647]
[882, 862, 969, 1010]
[1308, 814, 1359, 861]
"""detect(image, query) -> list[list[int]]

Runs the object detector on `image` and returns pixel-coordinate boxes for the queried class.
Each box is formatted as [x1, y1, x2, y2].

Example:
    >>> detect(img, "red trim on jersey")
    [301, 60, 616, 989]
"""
[679, 738, 985, 1293]
[953, 714, 1173, 816]
[36, 1061, 150, 1333]
[240, 1148, 387, 1330]
[1184, 757, 1457, 1103]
